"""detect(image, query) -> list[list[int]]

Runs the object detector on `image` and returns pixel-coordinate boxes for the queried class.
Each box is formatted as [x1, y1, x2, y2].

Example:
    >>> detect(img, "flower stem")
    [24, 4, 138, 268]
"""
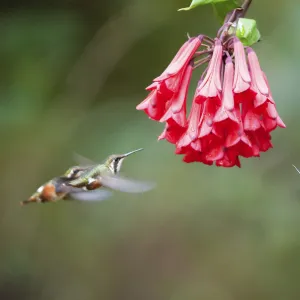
[194, 49, 213, 57]
[203, 36, 214, 44]
[219, 0, 253, 43]
[193, 56, 211, 69]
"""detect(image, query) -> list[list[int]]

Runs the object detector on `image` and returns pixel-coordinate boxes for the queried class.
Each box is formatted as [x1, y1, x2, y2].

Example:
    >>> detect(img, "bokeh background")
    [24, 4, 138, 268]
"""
[1, 0, 300, 299]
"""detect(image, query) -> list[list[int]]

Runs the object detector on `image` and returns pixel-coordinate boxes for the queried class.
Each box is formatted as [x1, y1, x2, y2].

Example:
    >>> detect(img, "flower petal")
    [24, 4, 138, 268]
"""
[154, 36, 203, 81]
[233, 37, 251, 93]
[158, 120, 185, 144]
[243, 109, 262, 131]
[247, 48, 269, 96]
[222, 57, 235, 111]
[172, 64, 193, 113]
[195, 39, 223, 103]
[216, 151, 241, 168]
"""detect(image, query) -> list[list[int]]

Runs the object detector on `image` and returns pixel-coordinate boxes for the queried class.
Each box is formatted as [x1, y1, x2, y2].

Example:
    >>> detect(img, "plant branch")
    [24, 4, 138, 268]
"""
[219, 0, 253, 42]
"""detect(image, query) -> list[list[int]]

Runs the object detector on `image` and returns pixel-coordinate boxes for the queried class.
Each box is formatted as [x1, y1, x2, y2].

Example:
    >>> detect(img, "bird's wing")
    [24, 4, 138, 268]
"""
[69, 189, 113, 202]
[73, 152, 96, 167]
[55, 181, 84, 194]
[100, 174, 156, 193]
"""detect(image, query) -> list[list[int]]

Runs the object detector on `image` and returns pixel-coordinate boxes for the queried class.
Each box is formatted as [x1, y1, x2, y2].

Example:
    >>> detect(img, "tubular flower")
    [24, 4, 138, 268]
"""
[159, 63, 193, 127]
[195, 39, 223, 104]
[136, 36, 203, 121]
[136, 32, 285, 168]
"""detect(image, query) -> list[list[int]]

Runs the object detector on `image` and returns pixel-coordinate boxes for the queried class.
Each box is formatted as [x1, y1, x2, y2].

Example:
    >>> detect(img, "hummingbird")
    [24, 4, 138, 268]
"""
[64, 148, 156, 195]
[20, 165, 108, 205]
[21, 148, 155, 205]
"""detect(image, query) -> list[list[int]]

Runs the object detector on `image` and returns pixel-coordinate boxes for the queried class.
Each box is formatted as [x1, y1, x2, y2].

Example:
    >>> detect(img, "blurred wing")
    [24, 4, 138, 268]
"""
[73, 152, 96, 167]
[70, 189, 113, 202]
[100, 175, 156, 193]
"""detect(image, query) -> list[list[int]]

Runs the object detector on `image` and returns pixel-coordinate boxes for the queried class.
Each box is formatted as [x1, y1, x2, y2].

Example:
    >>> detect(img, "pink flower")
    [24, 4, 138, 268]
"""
[136, 36, 203, 120]
[159, 63, 193, 127]
[195, 39, 223, 104]
[154, 37, 203, 81]
[137, 31, 285, 168]
[158, 119, 186, 144]
[176, 98, 202, 150]
[233, 37, 251, 94]
[214, 57, 239, 124]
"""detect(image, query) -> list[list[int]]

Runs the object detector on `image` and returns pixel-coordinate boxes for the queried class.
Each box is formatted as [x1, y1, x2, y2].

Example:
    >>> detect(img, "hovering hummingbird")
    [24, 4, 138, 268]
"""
[21, 148, 155, 205]
[64, 148, 156, 197]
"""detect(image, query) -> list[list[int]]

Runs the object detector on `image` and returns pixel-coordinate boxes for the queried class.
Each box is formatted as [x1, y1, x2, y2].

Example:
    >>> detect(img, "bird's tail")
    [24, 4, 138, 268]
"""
[20, 195, 38, 206]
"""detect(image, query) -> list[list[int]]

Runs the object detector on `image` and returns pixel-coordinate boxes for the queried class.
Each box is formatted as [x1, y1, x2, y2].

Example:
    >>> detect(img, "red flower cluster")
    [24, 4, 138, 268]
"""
[136, 35, 285, 167]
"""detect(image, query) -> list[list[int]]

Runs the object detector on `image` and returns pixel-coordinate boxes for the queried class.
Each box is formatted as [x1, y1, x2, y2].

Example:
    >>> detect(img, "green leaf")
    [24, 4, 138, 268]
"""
[178, 0, 229, 12]
[212, 0, 239, 23]
[235, 18, 261, 46]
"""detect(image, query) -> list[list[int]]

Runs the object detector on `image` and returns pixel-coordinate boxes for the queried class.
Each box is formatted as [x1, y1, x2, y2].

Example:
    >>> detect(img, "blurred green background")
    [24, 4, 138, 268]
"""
[1, 0, 300, 299]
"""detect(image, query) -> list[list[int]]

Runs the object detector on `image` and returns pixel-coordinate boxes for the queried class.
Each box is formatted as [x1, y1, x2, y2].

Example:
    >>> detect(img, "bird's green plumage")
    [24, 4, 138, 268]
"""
[66, 149, 143, 188]
[67, 163, 111, 187]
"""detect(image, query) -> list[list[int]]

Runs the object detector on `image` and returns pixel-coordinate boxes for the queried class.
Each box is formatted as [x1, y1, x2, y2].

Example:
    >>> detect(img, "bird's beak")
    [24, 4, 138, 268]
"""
[123, 148, 144, 157]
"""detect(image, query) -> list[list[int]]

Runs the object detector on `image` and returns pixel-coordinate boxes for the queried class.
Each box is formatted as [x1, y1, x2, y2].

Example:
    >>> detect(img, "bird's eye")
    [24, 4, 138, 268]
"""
[66, 168, 80, 178]
[72, 169, 83, 177]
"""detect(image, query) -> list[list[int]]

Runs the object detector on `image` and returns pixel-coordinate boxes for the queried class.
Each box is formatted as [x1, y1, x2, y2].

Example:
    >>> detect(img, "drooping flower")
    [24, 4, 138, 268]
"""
[214, 57, 238, 124]
[195, 39, 223, 104]
[136, 36, 203, 121]
[136, 29, 285, 168]
[159, 63, 193, 128]
[233, 37, 251, 94]
[176, 98, 202, 152]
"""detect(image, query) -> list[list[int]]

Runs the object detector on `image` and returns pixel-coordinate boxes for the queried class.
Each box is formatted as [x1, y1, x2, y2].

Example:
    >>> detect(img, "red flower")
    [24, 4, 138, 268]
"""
[158, 119, 186, 144]
[159, 63, 193, 127]
[195, 39, 223, 104]
[214, 57, 238, 124]
[176, 99, 201, 151]
[136, 32, 285, 168]
[136, 36, 203, 121]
